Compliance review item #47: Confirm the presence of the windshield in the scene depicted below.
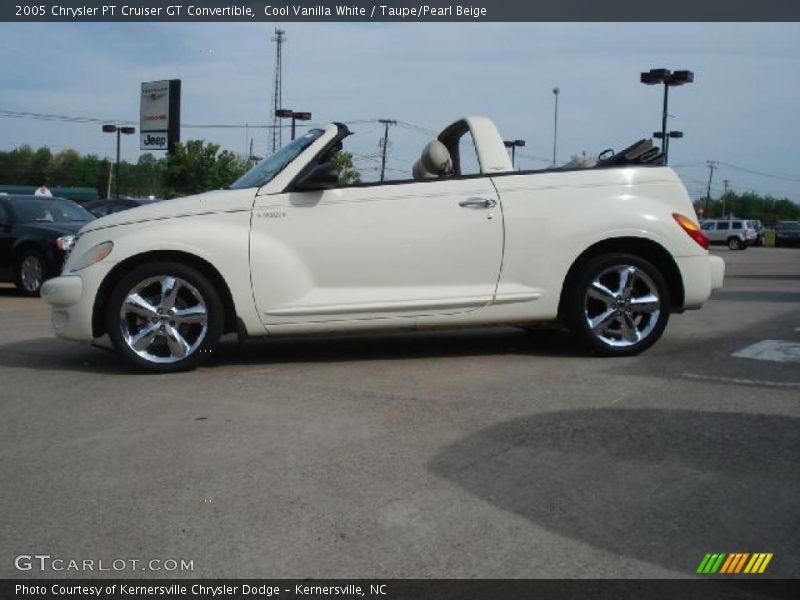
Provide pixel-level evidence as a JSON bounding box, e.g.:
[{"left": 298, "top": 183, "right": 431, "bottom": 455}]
[
  {"left": 230, "top": 128, "right": 326, "bottom": 189},
  {"left": 777, "top": 222, "right": 800, "bottom": 231},
  {"left": 10, "top": 197, "right": 94, "bottom": 223}
]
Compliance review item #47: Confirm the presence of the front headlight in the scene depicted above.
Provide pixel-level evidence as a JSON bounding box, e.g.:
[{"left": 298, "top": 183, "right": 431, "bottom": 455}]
[
  {"left": 56, "top": 235, "right": 75, "bottom": 252},
  {"left": 69, "top": 241, "right": 114, "bottom": 272}
]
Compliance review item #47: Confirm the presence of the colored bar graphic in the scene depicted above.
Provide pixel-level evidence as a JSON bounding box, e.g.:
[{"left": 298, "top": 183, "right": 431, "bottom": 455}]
[{"left": 698, "top": 552, "right": 773, "bottom": 575}]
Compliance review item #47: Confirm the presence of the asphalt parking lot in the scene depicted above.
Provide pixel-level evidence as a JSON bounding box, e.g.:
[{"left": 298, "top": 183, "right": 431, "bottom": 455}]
[{"left": 1, "top": 247, "right": 798, "bottom": 579}]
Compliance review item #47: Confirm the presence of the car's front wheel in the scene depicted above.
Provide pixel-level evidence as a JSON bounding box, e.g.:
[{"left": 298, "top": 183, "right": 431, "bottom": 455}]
[
  {"left": 106, "top": 262, "right": 224, "bottom": 372},
  {"left": 565, "top": 253, "right": 670, "bottom": 356}
]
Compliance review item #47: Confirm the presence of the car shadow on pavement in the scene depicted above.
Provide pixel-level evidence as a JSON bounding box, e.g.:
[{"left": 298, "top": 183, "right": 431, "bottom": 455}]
[
  {"left": 429, "top": 408, "right": 800, "bottom": 577},
  {"left": 0, "top": 328, "right": 586, "bottom": 373},
  {"left": 206, "top": 327, "right": 585, "bottom": 368},
  {"left": 0, "top": 337, "right": 132, "bottom": 374}
]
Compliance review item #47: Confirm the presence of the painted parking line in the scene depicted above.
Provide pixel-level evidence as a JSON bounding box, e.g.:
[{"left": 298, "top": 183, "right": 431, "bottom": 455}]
[
  {"left": 682, "top": 373, "right": 800, "bottom": 389},
  {"left": 732, "top": 340, "right": 800, "bottom": 364}
]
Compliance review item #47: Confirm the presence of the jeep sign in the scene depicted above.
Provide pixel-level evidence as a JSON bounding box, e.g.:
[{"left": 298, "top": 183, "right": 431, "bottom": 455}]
[
  {"left": 140, "top": 79, "right": 181, "bottom": 151},
  {"left": 140, "top": 132, "right": 168, "bottom": 150}
]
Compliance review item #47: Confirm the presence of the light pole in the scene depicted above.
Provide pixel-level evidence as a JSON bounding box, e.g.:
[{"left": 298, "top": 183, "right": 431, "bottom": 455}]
[
  {"left": 102, "top": 124, "right": 135, "bottom": 199},
  {"left": 275, "top": 109, "right": 312, "bottom": 142},
  {"left": 552, "top": 87, "right": 560, "bottom": 166},
  {"left": 640, "top": 68, "right": 693, "bottom": 164},
  {"left": 503, "top": 140, "right": 526, "bottom": 169}
]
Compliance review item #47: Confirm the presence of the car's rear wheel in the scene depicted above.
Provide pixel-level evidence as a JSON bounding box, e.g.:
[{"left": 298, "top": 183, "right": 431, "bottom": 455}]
[
  {"left": 14, "top": 249, "right": 46, "bottom": 296},
  {"left": 727, "top": 237, "right": 744, "bottom": 250},
  {"left": 565, "top": 253, "right": 670, "bottom": 356},
  {"left": 106, "top": 262, "right": 223, "bottom": 373}
]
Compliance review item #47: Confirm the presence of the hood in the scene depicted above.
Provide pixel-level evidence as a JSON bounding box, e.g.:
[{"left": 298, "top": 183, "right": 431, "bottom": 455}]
[
  {"left": 16, "top": 221, "right": 88, "bottom": 238},
  {"left": 80, "top": 188, "right": 257, "bottom": 234}
]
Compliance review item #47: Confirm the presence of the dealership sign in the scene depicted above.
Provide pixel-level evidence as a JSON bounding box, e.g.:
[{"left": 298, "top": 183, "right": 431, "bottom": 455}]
[{"left": 140, "top": 79, "right": 181, "bottom": 151}]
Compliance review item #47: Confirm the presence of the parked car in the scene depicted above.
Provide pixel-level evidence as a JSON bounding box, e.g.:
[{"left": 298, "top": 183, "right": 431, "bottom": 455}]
[
  {"left": 0, "top": 195, "right": 95, "bottom": 295},
  {"left": 84, "top": 198, "right": 160, "bottom": 218},
  {"left": 774, "top": 221, "right": 800, "bottom": 247},
  {"left": 41, "top": 116, "right": 724, "bottom": 372},
  {"left": 700, "top": 218, "right": 758, "bottom": 250}
]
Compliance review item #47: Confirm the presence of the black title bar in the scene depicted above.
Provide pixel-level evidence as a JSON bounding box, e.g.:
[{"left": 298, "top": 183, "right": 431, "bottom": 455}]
[
  {"left": 4, "top": 579, "right": 800, "bottom": 600},
  {"left": 4, "top": 1, "right": 800, "bottom": 22}
]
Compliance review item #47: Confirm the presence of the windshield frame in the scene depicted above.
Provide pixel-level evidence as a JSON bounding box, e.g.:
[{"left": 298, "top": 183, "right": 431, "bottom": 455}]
[{"left": 229, "top": 128, "right": 326, "bottom": 190}]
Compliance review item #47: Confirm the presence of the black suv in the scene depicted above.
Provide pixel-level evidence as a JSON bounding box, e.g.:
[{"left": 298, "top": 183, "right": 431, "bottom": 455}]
[{"left": 0, "top": 195, "right": 95, "bottom": 295}]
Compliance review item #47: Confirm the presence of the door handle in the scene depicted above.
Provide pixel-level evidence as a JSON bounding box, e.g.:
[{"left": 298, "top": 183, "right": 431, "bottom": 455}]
[{"left": 459, "top": 197, "right": 497, "bottom": 209}]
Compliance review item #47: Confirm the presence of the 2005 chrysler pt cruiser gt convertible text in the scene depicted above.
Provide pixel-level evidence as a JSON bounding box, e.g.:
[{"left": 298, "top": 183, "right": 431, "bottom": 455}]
[{"left": 42, "top": 116, "right": 724, "bottom": 372}]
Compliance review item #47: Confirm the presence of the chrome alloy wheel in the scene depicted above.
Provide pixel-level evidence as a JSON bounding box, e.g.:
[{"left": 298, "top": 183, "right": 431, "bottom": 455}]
[
  {"left": 20, "top": 255, "right": 44, "bottom": 293},
  {"left": 119, "top": 276, "right": 208, "bottom": 364},
  {"left": 584, "top": 265, "right": 661, "bottom": 348}
]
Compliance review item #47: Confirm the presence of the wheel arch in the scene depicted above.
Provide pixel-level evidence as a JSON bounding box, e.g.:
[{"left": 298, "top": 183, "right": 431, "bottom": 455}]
[
  {"left": 557, "top": 236, "right": 685, "bottom": 319},
  {"left": 92, "top": 250, "right": 239, "bottom": 338}
]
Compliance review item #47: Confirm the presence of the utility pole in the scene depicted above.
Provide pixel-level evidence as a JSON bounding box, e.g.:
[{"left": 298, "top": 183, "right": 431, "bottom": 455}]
[
  {"left": 552, "top": 87, "right": 560, "bottom": 166},
  {"left": 378, "top": 119, "right": 396, "bottom": 182},
  {"left": 722, "top": 179, "right": 730, "bottom": 217},
  {"left": 704, "top": 160, "right": 718, "bottom": 216},
  {"left": 270, "top": 28, "right": 286, "bottom": 154}
]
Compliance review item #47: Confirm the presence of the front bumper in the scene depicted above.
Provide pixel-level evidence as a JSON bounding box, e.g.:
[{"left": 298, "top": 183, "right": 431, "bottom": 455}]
[{"left": 40, "top": 263, "right": 115, "bottom": 342}]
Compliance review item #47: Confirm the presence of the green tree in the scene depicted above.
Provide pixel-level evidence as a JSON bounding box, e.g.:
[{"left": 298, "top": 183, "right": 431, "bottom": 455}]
[
  {"left": 332, "top": 151, "right": 361, "bottom": 185},
  {"left": 29, "top": 147, "right": 53, "bottom": 185},
  {"left": 163, "top": 140, "right": 249, "bottom": 198},
  {"left": 48, "top": 149, "right": 82, "bottom": 187}
]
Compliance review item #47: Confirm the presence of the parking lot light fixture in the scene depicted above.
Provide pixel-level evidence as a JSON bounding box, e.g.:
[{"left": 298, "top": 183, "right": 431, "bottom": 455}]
[
  {"left": 102, "top": 124, "right": 136, "bottom": 198},
  {"left": 653, "top": 130, "right": 684, "bottom": 161},
  {"left": 640, "top": 68, "right": 693, "bottom": 164},
  {"left": 504, "top": 139, "right": 526, "bottom": 169},
  {"left": 275, "top": 109, "right": 312, "bottom": 141}
]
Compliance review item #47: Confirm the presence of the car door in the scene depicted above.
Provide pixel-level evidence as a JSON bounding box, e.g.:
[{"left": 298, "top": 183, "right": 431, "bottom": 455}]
[{"left": 249, "top": 177, "right": 504, "bottom": 327}]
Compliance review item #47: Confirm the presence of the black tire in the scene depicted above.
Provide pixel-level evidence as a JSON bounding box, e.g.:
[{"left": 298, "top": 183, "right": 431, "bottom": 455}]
[
  {"left": 106, "top": 261, "right": 224, "bottom": 373},
  {"left": 727, "top": 237, "right": 745, "bottom": 250},
  {"left": 565, "top": 253, "right": 671, "bottom": 357},
  {"left": 13, "top": 248, "right": 46, "bottom": 296}
]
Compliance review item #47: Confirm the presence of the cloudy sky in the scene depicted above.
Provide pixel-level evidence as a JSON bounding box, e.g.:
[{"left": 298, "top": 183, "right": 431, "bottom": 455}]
[{"left": 1, "top": 22, "right": 799, "bottom": 200}]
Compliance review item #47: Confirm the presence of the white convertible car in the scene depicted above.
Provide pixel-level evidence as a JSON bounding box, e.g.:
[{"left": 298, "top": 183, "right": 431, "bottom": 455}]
[{"left": 42, "top": 116, "right": 724, "bottom": 372}]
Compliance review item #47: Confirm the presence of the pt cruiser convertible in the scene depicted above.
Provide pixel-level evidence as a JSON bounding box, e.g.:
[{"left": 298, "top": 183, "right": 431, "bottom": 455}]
[{"left": 42, "top": 117, "right": 724, "bottom": 372}]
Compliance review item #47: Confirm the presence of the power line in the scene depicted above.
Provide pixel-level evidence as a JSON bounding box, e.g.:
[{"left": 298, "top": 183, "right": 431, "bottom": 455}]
[{"left": 717, "top": 161, "right": 800, "bottom": 184}]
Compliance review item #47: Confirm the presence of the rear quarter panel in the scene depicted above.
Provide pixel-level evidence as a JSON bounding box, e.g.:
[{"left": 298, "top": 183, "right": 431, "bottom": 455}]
[{"left": 488, "top": 166, "right": 702, "bottom": 320}]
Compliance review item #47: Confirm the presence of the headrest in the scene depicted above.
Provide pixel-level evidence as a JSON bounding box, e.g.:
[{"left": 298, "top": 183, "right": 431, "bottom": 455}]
[{"left": 420, "top": 140, "right": 453, "bottom": 176}]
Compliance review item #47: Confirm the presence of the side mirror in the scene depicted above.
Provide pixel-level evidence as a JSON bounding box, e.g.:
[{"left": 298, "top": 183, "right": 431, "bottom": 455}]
[{"left": 295, "top": 163, "right": 339, "bottom": 192}]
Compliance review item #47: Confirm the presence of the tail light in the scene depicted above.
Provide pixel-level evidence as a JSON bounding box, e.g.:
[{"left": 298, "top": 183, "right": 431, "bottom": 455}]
[{"left": 673, "top": 213, "right": 709, "bottom": 250}]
